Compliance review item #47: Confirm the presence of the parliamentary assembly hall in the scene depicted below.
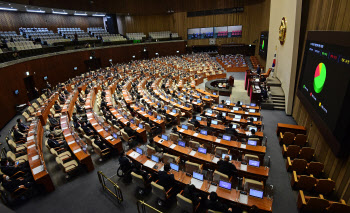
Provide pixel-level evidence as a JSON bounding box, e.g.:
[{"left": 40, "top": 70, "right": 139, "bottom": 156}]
[{"left": 0, "top": 0, "right": 349, "bottom": 212}]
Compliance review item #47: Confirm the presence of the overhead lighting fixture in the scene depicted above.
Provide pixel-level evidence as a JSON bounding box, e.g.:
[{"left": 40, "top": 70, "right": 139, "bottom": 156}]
[
  {"left": 26, "top": 71, "right": 29, "bottom": 76},
  {"left": 92, "top": 14, "right": 105, "bottom": 17},
  {"left": 74, "top": 12, "right": 87, "bottom": 16},
  {"left": 132, "top": 55, "right": 135, "bottom": 58},
  {"left": 155, "top": 53, "right": 159, "bottom": 55},
  {"left": 0, "top": 7, "right": 18, "bottom": 11},
  {"left": 176, "top": 50, "right": 179, "bottom": 53},
  {"left": 27, "top": 9, "right": 45, "bottom": 13},
  {"left": 53, "top": 11, "right": 68, "bottom": 15}
]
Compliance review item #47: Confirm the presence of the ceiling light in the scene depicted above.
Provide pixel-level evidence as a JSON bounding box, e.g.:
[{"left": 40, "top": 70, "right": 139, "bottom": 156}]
[
  {"left": 92, "top": 14, "right": 105, "bottom": 17},
  {"left": 74, "top": 12, "right": 87, "bottom": 16},
  {"left": 27, "top": 9, "right": 45, "bottom": 13},
  {"left": 53, "top": 11, "right": 68, "bottom": 15},
  {"left": 0, "top": 7, "right": 18, "bottom": 11}
]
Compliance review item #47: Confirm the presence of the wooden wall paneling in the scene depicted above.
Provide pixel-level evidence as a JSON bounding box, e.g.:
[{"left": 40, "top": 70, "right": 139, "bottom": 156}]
[{"left": 0, "top": 11, "right": 103, "bottom": 32}]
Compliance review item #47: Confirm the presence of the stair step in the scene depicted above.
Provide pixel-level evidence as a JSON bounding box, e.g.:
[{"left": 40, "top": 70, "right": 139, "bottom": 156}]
[
  {"left": 274, "top": 106, "right": 285, "bottom": 110},
  {"left": 271, "top": 96, "right": 285, "bottom": 100},
  {"left": 273, "top": 102, "right": 285, "bottom": 106},
  {"left": 272, "top": 100, "right": 285, "bottom": 104}
]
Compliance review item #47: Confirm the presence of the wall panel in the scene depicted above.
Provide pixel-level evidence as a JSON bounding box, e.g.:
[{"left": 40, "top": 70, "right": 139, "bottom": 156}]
[{"left": 0, "top": 11, "right": 103, "bottom": 32}]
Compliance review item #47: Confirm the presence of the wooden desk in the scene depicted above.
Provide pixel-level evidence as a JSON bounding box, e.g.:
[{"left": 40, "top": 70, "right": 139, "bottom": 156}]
[
  {"left": 131, "top": 106, "right": 166, "bottom": 133},
  {"left": 126, "top": 149, "right": 272, "bottom": 212},
  {"left": 109, "top": 108, "right": 147, "bottom": 143},
  {"left": 86, "top": 111, "right": 123, "bottom": 151},
  {"left": 60, "top": 115, "right": 94, "bottom": 172},
  {"left": 197, "top": 120, "right": 263, "bottom": 139},
  {"left": 26, "top": 120, "right": 55, "bottom": 192},
  {"left": 276, "top": 123, "right": 307, "bottom": 136},
  {"left": 37, "top": 93, "right": 58, "bottom": 126},
  {"left": 176, "top": 127, "right": 266, "bottom": 159},
  {"left": 196, "top": 88, "right": 219, "bottom": 104}
]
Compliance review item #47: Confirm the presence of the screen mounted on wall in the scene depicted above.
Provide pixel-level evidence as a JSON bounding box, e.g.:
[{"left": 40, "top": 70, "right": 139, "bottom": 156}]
[
  {"left": 259, "top": 31, "right": 268, "bottom": 59},
  {"left": 297, "top": 31, "right": 350, "bottom": 157}
]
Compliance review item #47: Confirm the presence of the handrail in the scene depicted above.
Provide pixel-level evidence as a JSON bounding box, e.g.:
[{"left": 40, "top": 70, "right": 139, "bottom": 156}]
[
  {"left": 137, "top": 200, "right": 163, "bottom": 213},
  {"left": 97, "top": 171, "right": 123, "bottom": 203}
]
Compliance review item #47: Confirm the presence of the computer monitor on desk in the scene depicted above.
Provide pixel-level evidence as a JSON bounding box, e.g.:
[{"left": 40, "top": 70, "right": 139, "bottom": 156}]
[
  {"left": 136, "top": 147, "right": 143, "bottom": 155},
  {"left": 211, "top": 120, "right": 218, "bottom": 125},
  {"left": 151, "top": 155, "right": 159, "bottom": 163},
  {"left": 157, "top": 115, "right": 161, "bottom": 120},
  {"left": 196, "top": 116, "right": 202, "bottom": 121},
  {"left": 161, "top": 135, "right": 168, "bottom": 141},
  {"left": 248, "top": 159, "right": 260, "bottom": 167},
  {"left": 219, "top": 180, "right": 232, "bottom": 190},
  {"left": 170, "top": 163, "right": 179, "bottom": 172},
  {"left": 249, "top": 127, "right": 258, "bottom": 132},
  {"left": 218, "top": 104, "right": 224, "bottom": 108},
  {"left": 247, "top": 140, "right": 257, "bottom": 146},
  {"left": 200, "top": 130, "right": 207, "bottom": 135},
  {"left": 148, "top": 111, "right": 153, "bottom": 116},
  {"left": 198, "top": 147, "right": 207, "bottom": 154},
  {"left": 222, "top": 135, "right": 231, "bottom": 141},
  {"left": 222, "top": 112, "right": 227, "bottom": 117},
  {"left": 178, "top": 141, "right": 186, "bottom": 147},
  {"left": 235, "top": 115, "right": 242, "bottom": 119},
  {"left": 172, "top": 109, "right": 177, "bottom": 114},
  {"left": 139, "top": 124, "right": 144, "bottom": 129},
  {"left": 249, "top": 189, "right": 264, "bottom": 199},
  {"left": 141, "top": 107, "right": 145, "bottom": 111},
  {"left": 164, "top": 106, "right": 168, "bottom": 110},
  {"left": 207, "top": 110, "right": 213, "bottom": 114},
  {"left": 193, "top": 172, "right": 204, "bottom": 181},
  {"left": 226, "top": 100, "right": 231, "bottom": 104},
  {"left": 182, "top": 125, "right": 188, "bottom": 130}
]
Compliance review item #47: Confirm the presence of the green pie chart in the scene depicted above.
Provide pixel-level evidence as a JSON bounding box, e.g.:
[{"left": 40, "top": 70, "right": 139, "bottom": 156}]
[
  {"left": 313, "top": 63, "right": 326, "bottom": 93},
  {"left": 262, "top": 40, "right": 265, "bottom": 50}
]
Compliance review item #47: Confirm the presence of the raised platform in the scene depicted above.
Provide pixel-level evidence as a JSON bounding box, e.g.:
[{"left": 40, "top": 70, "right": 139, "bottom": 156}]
[{"left": 205, "top": 78, "right": 232, "bottom": 96}]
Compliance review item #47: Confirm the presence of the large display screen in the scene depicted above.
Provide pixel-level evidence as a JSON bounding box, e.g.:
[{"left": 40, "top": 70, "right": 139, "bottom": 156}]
[
  {"left": 297, "top": 31, "right": 350, "bottom": 156},
  {"left": 187, "top": 25, "right": 242, "bottom": 40},
  {"left": 259, "top": 31, "right": 268, "bottom": 59}
]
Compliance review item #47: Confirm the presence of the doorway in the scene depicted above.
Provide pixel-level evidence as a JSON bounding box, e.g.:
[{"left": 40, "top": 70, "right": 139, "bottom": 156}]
[{"left": 23, "top": 75, "right": 36, "bottom": 101}]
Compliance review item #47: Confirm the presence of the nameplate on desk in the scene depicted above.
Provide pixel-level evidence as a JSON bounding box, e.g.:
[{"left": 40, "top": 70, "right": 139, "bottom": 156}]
[
  {"left": 179, "top": 129, "right": 185, "bottom": 132},
  {"left": 61, "top": 121, "right": 67, "bottom": 124},
  {"left": 212, "top": 157, "right": 220, "bottom": 164},
  {"left": 62, "top": 127, "right": 68, "bottom": 130},
  {"left": 32, "top": 165, "right": 44, "bottom": 175},
  {"left": 73, "top": 148, "right": 82, "bottom": 154},
  {"left": 245, "top": 132, "right": 252, "bottom": 136},
  {"left": 170, "top": 112, "right": 175, "bottom": 115},
  {"left": 189, "top": 150, "right": 196, "bottom": 156},
  {"left": 29, "top": 130, "right": 34, "bottom": 134},
  {"left": 170, "top": 144, "right": 177, "bottom": 149},
  {"left": 32, "top": 155, "right": 39, "bottom": 161},
  {"left": 246, "top": 106, "right": 250, "bottom": 108},
  {"left": 206, "top": 113, "right": 212, "bottom": 116},
  {"left": 129, "top": 151, "right": 140, "bottom": 159},
  {"left": 88, "top": 118, "right": 93, "bottom": 121},
  {"left": 105, "top": 136, "right": 113, "bottom": 140},
  {"left": 144, "top": 160, "right": 157, "bottom": 168},
  {"left": 91, "top": 122, "right": 98, "bottom": 126},
  {"left": 240, "top": 144, "right": 247, "bottom": 149},
  {"left": 68, "top": 141, "right": 75, "bottom": 145},
  {"left": 240, "top": 164, "right": 247, "bottom": 171},
  {"left": 213, "top": 107, "right": 217, "bottom": 109},
  {"left": 232, "top": 118, "right": 240, "bottom": 122},
  {"left": 239, "top": 194, "right": 248, "bottom": 204},
  {"left": 208, "top": 185, "right": 217, "bottom": 193},
  {"left": 245, "top": 112, "right": 249, "bottom": 114},
  {"left": 28, "top": 144, "right": 36, "bottom": 149},
  {"left": 117, "top": 116, "right": 123, "bottom": 119},
  {"left": 27, "top": 135, "right": 34, "bottom": 141},
  {"left": 136, "top": 127, "right": 141, "bottom": 131},
  {"left": 193, "top": 133, "right": 199, "bottom": 137},
  {"left": 87, "top": 112, "right": 92, "bottom": 116},
  {"left": 215, "top": 138, "right": 221, "bottom": 143},
  {"left": 64, "top": 133, "right": 72, "bottom": 137}
]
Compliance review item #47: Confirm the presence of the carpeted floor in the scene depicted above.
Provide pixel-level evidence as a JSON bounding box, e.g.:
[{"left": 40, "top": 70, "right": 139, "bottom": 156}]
[{"left": 1, "top": 72, "right": 298, "bottom": 213}]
